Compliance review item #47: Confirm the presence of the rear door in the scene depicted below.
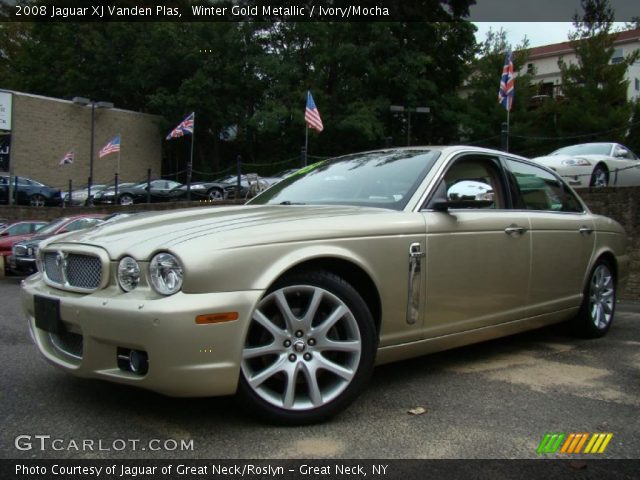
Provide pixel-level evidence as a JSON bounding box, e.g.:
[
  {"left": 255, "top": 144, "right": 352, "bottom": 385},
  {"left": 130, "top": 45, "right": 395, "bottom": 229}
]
[{"left": 504, "top": 159, "right": 595, "bottom": 314}]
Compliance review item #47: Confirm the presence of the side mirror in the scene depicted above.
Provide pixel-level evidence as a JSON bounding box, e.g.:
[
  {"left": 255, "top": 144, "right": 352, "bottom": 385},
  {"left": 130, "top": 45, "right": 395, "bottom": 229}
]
[
  {"left": 0, "top": 231, "right": 8, "bottom": 237},
  {"left": 614, "top": 148, "right": 629, "bottom": 158}
]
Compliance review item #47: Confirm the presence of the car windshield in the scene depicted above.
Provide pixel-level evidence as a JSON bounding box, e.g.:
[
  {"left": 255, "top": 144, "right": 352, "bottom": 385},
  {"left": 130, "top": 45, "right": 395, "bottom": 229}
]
[
  {"left": 248, "top": 149, "right": 440, "bottom": 210},
  {"left": 552, "top": 144, "right": 612, "bottom": 156},
  {"left": 36, "top": 218, "right": 70, "bottom": 235}
]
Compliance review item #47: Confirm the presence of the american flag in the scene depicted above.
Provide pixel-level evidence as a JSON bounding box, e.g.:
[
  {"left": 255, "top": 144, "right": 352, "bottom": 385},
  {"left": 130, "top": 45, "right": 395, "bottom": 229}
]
[
  {"left": 498, "top": 51, "right": 515, "bottom": 111},
  {"left": 166, "top": 112, "right": 195, "bottom": 140},
  {"left": 58, "top": 151, "right": 74, "bottom": 166},
  {"left": 305, "top": 91, "right": 323, "bottom": 132},
  {"left": 98, "top": 135, "right": 121, "bottom": 158}
]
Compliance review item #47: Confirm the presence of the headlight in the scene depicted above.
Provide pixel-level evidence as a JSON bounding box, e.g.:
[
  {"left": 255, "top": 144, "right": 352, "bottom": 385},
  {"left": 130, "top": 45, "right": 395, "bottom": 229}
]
[
  {"left": 117, "top": 256, "right": 141, "bottom": 292},
  {"left": 149, "top": 253, "right": 183, "bottom": 295},
  {"left": 561, "top": 158, "right": 591, "bottom": 167},
  {"left": 191, "top": 184, "right": 205, "bottom": 190}
]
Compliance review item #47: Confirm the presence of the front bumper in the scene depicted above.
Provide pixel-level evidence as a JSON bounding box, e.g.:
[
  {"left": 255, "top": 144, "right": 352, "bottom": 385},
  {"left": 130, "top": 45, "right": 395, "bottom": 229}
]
[
  {"left": 554, "top": 167, "right": 593, "bottom": 188},
  {"left": 10, "top": 255, "right": 36, "bottom": 274},
  {"left": 21, "top": 274, "right": 263, "bottom": 397}
]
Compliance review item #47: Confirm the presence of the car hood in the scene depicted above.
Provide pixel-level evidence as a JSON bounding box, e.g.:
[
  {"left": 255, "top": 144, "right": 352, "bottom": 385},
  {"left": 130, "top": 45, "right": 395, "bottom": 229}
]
[
  {"left": 533, "top": 154, "right": 609, "bottom": 166},
  {"left": 50, "top": 204, "right": 423, "bottom": 260}
]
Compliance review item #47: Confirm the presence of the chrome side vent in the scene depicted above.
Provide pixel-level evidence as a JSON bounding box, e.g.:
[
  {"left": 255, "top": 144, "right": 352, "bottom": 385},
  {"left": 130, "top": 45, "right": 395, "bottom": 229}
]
[{"left": 407, "top": 242, "right": 424, "bottom": 324}]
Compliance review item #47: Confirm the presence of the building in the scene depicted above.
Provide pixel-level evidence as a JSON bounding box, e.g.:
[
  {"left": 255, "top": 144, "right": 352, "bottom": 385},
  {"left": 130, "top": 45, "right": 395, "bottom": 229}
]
[
  {"left": 524, "top": 28, "right": 640, "bottom": 102},
  {"left": 0, "top": 90, "right": 162, "bottom": 189}
]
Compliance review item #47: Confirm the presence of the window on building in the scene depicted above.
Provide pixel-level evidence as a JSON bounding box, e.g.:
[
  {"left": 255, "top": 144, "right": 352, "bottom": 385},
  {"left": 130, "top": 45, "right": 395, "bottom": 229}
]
[
  {"left": 527, "top": 63, "right": 534, "bottom": 74},
  {"left": 611, "top": 48, "right": 624, "bottom": 64},
  {"left": 635, "top": 78, "right": 639, "bottom": 91}
]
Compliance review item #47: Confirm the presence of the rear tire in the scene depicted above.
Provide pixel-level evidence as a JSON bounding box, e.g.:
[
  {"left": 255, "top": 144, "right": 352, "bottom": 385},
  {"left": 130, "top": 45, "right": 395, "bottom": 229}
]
[
  {"left": 29, "top": 194, "right": 46, "bottom": 207},
  {"left": 237, "top": 270, "right": 377, "bottom": 424},
  {"left": 571, "top": 258, "right": 616, "bottom": 338}
]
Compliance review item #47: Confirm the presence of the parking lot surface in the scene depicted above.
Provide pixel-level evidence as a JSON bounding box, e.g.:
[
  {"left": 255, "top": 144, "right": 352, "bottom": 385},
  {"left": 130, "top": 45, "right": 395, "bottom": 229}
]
[{"left": 1, "top": 274, "right": 638, "bottom": 459}]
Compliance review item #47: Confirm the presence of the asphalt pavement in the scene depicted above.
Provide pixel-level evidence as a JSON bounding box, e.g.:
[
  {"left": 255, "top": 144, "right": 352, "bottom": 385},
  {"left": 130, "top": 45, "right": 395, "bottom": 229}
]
[{"left": 1, "top": 274, "right": 638, "bottom": 459}]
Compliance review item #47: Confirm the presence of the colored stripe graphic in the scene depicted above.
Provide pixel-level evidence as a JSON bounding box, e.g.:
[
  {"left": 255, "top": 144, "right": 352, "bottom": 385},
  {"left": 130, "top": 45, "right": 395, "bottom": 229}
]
[
  {"left": 585, "top": 433, "right": 613, "bottom": 454},
  {"left": 537, "top": 433, "right": 565, "bottom": 454},
  {"left": 539, "top": 433, "right": 613, "bottom": 455}
]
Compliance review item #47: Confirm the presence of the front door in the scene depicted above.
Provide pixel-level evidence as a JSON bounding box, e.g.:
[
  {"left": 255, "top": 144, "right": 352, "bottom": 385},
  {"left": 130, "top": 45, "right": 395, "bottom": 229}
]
[{"left": 421, "top": 154, "right": 531, "bottom": 338}]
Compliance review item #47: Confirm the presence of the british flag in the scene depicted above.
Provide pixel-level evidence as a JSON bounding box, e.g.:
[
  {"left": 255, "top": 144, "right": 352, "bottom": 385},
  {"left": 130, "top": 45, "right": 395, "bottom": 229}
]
[
  {"left": 304, "top": 91, "right": 324, "bottom": 132},
  {"left": 166, "top": 112, "right": 194, "bottom": 140},
  {"left": 98, "top": 135, "right": 121, "bottom": 158},
  {"left": 498, "top": 51, "right": 515, "bottom": 111},
  {"left": 58, "top": 151, "right": 74, "bottom": 166}
]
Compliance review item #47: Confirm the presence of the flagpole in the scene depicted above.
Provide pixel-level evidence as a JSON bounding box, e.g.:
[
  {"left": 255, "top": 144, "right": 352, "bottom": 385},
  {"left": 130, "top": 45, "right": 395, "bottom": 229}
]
[
  {"left": 506, "top": 109, "right": 510, "bottom": 152},
  {"left": 187, "top": 112, "right": 195, "bottom": 201},
  {"left": 304, "top": 124, "right": 309, "bottom": 167}
]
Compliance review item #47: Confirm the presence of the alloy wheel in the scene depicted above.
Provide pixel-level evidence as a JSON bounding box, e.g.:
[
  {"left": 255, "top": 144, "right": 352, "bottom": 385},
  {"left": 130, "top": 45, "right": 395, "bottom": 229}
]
[
  {"left": 241, "top": 285, "right": 362, "bottom": 411},
  {"left": 589, "top": 264, "right": 614, "bottom": 329}
]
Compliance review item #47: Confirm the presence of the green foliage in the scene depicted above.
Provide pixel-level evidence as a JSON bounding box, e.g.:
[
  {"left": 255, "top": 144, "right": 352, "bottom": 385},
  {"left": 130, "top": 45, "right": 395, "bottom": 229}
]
[
  {"left": 625, "top": 101, "right": 640, "bottom": 154},
  {"left": 554, "top": 0, "right": 639, "bottom": 144}
]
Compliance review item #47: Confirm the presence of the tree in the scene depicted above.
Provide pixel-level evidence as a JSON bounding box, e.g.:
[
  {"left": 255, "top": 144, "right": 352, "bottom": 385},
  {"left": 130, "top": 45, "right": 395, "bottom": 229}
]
[{"left": 555, "top": 0, "right": 639, "bottom": 143}]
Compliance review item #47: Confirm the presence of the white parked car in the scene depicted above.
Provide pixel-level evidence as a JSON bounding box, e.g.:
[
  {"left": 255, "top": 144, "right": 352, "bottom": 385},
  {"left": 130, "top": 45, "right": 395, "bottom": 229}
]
[{"left": 533, "top": 142, "right": 640, "bottom": 188}]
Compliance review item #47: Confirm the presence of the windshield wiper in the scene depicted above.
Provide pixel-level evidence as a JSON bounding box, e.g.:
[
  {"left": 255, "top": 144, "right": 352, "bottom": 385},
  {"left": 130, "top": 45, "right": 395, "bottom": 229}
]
[{"left": 278, "top": 201, "right": 306, "bottom": 205}]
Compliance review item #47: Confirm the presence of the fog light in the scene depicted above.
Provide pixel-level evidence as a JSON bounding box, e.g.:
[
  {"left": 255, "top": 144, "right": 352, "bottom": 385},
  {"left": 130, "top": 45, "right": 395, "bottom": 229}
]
[
  {"left": 129, "top": 350, "right": 148, "bottom": 374},
  {"left": 117, "top": 347, "right": 148, "bottom": 375}
]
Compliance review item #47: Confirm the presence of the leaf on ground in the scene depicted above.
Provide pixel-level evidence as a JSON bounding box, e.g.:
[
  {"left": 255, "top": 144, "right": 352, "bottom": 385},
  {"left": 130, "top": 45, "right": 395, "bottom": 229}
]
[{"left": 408, "top": 407, "right": 427, "bottom": 416}]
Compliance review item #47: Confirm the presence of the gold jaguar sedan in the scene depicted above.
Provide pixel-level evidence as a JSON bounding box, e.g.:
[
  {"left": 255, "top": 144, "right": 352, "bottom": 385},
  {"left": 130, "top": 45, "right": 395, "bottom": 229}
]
[{"left": 21, "top": 146, "right": 628, "bottom": 424}]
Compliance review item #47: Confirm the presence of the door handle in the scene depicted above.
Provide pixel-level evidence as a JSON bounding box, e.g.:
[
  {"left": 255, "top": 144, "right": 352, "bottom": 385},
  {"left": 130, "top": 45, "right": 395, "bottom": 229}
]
[
  {"left": 579, "top": 226, "right": 593, "bottom": 235},
  {"left": 504, "top": 225, "right": 527, "bottom": 236}
]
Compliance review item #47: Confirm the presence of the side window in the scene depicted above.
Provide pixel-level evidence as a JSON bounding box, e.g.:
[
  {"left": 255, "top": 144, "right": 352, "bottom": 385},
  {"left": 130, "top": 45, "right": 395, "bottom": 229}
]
[
  {"left": 9, "top": 223, "right": 31, "bottom": 235},
  {"left": 506, "top": 160, "right": 583, "bottom": 213},
  {"left": 65, "top": 219, "right": 99, "bottom": 232},
  {"left": 436, "top": 156, "right": 506, "bottom": 209}
]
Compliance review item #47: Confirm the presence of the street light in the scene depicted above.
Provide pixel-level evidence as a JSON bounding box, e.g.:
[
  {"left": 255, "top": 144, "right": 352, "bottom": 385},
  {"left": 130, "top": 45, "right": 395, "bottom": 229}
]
[
  {"left": 390, "top": 105, "right": 430, "bottom": 146},
  {"left": 72, "top": 96, "right": 114, "bottom": 200}
]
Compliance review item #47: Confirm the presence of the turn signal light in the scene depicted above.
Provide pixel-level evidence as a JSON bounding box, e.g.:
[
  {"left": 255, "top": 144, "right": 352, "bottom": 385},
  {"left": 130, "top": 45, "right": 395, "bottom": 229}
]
[{"left": 196, "top": 312, "right": 239, "bottom": 324}]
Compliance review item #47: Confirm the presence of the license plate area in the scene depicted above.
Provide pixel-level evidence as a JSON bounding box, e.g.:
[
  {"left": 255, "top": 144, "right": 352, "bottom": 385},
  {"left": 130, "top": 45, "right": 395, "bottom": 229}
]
[{"left": 34, "top": 295, "right": 63, "bottom": 334}]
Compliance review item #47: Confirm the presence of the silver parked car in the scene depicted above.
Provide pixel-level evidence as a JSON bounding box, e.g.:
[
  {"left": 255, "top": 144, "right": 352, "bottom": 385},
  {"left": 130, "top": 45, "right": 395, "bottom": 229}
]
[{"left": 21, "top": 146, "right": 628, "bottom": 423}]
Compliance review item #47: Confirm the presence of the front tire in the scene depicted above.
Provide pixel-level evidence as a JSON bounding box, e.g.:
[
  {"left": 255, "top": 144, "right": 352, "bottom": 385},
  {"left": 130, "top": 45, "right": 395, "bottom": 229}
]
[
  {"left": 207, "top": 188, "right": 224, "bottom": 201},
  {"left": 238, "top": 270, "right": 377, "bottom": 424},
  {"left": 571, "top": 259, "right": 616, "bottom": 338},
  {"left": 118, "top": 193, "right": 134, "bottom": 206},
  {"left": 590, "top": 165, "right": 609, "bottom": 188}
]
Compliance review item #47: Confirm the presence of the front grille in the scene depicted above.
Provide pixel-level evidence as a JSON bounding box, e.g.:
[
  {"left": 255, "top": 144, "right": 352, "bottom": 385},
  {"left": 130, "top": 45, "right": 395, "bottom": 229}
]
[
  {"left": 44, "top": 252, "right": 63, "bottom": 283},
  {"left": 66, "top": 254, "right": 102, "bottom": 289},
  {"left": 43, "top": 251, "right": 102, "bottom": 291}
]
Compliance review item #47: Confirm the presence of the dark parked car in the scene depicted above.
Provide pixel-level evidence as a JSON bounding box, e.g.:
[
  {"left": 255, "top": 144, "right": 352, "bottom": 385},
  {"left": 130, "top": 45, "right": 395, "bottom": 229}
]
[
  {"left": 9, "top": 214, "right": 105, "bottom": 275},
  {"left": 94, "top": 180, "right": 182, "bottom": 205},
  {"left": 0, "top": 220, "right": 47, "bottom": 273},
  {"left": 0, "top": 174, "right": 63, "bottom": 206},
  {"left": 169, "top": 181, "right": 229, "bottom": 201},
  {"left": 219, "top": 174, "right": 278, "bottom": 199}
]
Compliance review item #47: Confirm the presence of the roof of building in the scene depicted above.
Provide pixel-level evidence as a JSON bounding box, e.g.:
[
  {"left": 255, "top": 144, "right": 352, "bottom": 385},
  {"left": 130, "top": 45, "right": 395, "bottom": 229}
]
[{"left": 527, "top": 28, "right": 640, "bottom": 60}]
